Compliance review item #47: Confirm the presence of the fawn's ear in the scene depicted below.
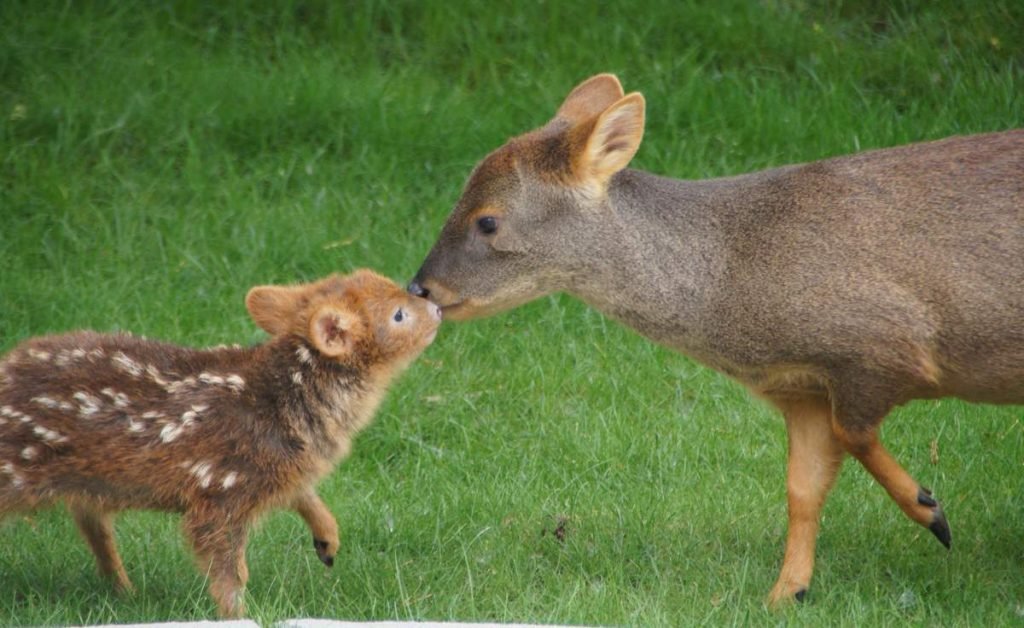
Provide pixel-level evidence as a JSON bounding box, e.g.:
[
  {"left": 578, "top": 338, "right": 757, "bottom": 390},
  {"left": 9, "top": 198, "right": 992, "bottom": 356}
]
[
  {"left": 246, "top": 285, "right": 305, "bottom": 335},
  {"left": 576, "top": 92, "right": 645, "bottom": 188},
  {"left": 556, "top": 73, "right": 625, "bottom": 125},
  {"left": 309, "top": 306, "right": 360, "bottom": 358}
]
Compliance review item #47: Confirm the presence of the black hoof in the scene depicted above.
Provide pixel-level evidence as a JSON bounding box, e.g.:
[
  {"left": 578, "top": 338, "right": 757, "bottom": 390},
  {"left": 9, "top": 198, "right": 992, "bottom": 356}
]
[
  {"left": 929, "top": 508, "right": 951, "bottom": 549},
  {"left": 917, "top": 488, "right": 951, "bottom": 549},
  {"left": 313, "top": 538, "right": 335, "bottom": 567},
  {"left": 794, "top": 588, "right": 808, "bottom": 603}
]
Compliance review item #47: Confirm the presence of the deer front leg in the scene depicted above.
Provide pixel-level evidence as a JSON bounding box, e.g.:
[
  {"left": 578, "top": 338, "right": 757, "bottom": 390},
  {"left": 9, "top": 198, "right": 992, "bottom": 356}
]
[
  {"left": 183, "top": 510, "right": 250, "bottom": 618},
  {"left": 69, "top": 500, "right": 134, "bottom": 593},
  {"left": 766, "top": 396, "right": 845, "bottom": 608},
  {"left": 292, "top": 488, "right": 339, "bottom": 567}
]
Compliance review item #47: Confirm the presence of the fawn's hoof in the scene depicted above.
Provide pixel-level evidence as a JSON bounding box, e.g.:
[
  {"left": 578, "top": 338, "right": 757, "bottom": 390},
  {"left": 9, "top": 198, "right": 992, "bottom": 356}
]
[
  {"left": 112, "top": 578, "right": 136, "bottom": 595},
  {"left": 313, "top": 538, "right": 335, "bottom": 567},
  {"left": 918, "top": 487, "right": 951, "bottom": 549},
  {"left": 766, "top": 580, "right": 809, "bottom": 610}
]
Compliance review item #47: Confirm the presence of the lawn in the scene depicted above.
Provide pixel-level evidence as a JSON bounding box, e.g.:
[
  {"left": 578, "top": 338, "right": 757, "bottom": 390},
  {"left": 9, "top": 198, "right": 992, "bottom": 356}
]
[{"left": 2, "top": 1, "right": 1023, "bottom": 625}]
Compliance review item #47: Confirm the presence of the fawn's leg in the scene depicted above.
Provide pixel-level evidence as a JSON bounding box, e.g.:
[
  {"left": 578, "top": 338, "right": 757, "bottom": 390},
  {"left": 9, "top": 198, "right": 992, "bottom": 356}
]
[
  {"left": 183, "top": 510, "right": 250, "bottom": 618},
  {"left": 766, "top": 396, "right": 846, "bottom": 608},
  {"left": 69, "top": 500, "right": 134, "bottom": 593},
  {"left": 292, "top": 488, "right": 339, "bottom": 567},
  {"left": 830, "top": 376, "right": 950, "bottom": 547}
]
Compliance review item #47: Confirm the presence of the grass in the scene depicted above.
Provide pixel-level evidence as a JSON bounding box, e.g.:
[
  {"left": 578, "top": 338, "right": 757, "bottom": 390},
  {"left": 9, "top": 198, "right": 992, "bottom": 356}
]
[{"left": 1, "top": 0, "right": 1023, "bottom": 625}]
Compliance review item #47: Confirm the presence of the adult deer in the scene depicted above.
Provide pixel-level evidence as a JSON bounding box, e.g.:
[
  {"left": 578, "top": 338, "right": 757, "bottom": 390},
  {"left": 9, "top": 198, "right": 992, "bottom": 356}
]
[{"left": 409, "top": 73, "right": 1024, "bottom": 605}]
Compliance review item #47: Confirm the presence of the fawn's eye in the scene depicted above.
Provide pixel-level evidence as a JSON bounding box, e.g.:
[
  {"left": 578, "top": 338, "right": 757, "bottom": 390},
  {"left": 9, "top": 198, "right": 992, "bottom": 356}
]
[
  {"left": 393, "top": 308, "right": 405, "bottom": 323},
  {"left": 477, "top": 216, "right": 498, "bottom": 235}
]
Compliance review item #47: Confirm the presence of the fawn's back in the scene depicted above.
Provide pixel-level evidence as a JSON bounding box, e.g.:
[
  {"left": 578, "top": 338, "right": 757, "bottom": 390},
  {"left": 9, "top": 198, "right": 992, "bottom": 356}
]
[{"left": 0, "top": 332, "right": 255, "bottom": 511}]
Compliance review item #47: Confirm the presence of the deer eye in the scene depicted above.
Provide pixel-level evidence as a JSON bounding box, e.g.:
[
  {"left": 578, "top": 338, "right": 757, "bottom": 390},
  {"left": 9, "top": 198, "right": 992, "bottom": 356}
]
[
  {"left": 393, "top": 308, "right": 405, "bottom": 323},
  {"left": 477, "top": 216, "right": 498, "bottom": 235}
]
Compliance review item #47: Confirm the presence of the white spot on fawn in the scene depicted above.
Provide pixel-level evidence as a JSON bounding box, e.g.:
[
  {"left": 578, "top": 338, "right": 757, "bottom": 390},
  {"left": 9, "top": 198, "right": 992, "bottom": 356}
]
[
  {"left": 221, "top": 471, "right": 238, "bottom": 489},
  {"left": 112, "top": 352, "right": 144, "bottom": 377},
  {"left": 189, "top": 461, "right": 213, "bottom": 489},
  {"left": 0, "top": 462, "right": 24, "bottom": 489},
  {"left": 291, "top": 371, "right": 303, "bottom": 386},
  {"left": 31, "top": 396, "right": 59, "bottom": 409},
  {"left": 193, "top": 371, "right": 245, "bottom": 392},
  {"left": 127, "top": 419, "right": 145, "bottom": 433},
  {"left": 27, "top": 349, "right": 51, "bottom": 361},
  {"left": 101, "top": 388, "right": 131, "bottom": 408},
  {"left": 142, "top": 411, "right": 165, "bottom": 419},
  {"left": 2, "top": 406, "right": 33, "bottom": 424},
  {"left": 146, "top": 364, "right": 171, "bottom": 387},
  {"left": 21, "top": 446, "right": 37, "bottom": 460},
  {"left": 166, "top": 376, "right": 197, "bottom": 394},
  {"left": 32, "top": 425, "right": 66, "bottom": 443},
  {"left": 159, "top": 423, "right": 184, "bottom": 443},
  {"left": 296, "top": 345, "right": 312, "bottom": 364},
  {"left": 199, "top": 372, "right": 225, "bottom": 386},
  {"left": 73, "top": 391, "right": 102, "bottom": 417}
]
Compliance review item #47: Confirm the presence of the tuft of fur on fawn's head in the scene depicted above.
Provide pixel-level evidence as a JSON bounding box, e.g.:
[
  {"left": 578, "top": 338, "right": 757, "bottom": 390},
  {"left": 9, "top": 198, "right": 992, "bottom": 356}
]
[
  {"left": 247, "top": 269, "right": 441, "bottom": 366},
  {"left": 409, "top": 73, "right": 645, "bottom": 320}
]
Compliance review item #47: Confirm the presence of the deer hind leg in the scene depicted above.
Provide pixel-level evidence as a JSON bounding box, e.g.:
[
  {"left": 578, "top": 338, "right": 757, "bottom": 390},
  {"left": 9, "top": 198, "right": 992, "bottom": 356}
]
[
  {"left": 766, "top": 396, "right": 846, "bottom": 608},
  {"left": 292, "top": 488, "right": 339, "bottom": 567},
  {"left": 69, "top": 500, "right": 134, "bottom": 593},
  {"left": 830, "top": 380, "right": 951, "bottom": 549},
  {"left": 183, "top": 510, "right": 250, "bottom": 618}
]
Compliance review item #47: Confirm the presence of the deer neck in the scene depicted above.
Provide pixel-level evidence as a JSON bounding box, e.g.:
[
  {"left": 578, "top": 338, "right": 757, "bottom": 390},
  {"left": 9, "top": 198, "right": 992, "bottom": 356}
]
[{"left": 567, "top": 168, "right": 737, "bottom": 358}]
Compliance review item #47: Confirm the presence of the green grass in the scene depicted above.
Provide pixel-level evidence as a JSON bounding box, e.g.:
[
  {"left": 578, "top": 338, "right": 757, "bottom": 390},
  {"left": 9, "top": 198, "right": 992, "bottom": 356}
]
[{"left": 2, "top": 0, "right": 1023, "bottom": 625}]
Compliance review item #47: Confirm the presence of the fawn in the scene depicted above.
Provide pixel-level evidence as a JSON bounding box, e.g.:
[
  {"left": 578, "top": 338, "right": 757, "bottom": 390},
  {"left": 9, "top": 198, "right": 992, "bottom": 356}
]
[
  {"left": 0, "top": 269, "right": 441, "bottom": 617},
  {"left": 409, "top": 73, "right": 1023, "bottom": 606}
]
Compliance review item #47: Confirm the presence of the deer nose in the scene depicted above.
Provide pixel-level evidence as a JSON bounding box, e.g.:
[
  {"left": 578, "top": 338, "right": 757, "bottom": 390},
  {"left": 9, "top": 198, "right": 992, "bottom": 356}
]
[{"left": 407, "top": 280, "right": 430, "bottom": 299}]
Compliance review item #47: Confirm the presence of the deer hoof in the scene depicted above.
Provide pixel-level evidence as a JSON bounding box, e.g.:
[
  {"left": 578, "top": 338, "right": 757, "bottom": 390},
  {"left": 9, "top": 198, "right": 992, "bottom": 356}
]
[
  {"left": 917, "top": 488, "right": 951, "bottom": 549},
  {"left": 313, "top": 538, "right": 335, "bottom": 567},
  {"left": 928, "top": 509, "right": 951, "bottom": 549}
]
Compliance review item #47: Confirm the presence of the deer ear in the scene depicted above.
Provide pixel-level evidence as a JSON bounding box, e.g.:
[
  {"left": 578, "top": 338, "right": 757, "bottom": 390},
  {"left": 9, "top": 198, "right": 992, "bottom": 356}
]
[
  {"left": 246, "top": 285, "right": 304, "bottom": 335},
  {"left": 309, "top": 306, "right": 359, "bottom": 358},
  {"left": 556, "top": 73, "right": 625, "bottom": 124},
  {"left": 577, "top": 92, "right": 645, "bottom": 188}
]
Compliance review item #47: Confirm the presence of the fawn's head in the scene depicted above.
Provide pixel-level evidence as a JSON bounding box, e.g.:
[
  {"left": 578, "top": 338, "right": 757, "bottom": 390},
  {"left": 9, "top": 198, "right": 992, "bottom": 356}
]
[
  {"left": 409, "top": 73, "right": 646, "bottom": 319},
  {"left": 246, "top": 270, "right": 441, "bottom": 366}
]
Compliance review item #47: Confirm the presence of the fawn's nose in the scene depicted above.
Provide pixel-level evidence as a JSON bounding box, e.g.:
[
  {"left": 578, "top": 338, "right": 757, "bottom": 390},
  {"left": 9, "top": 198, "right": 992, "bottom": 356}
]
[{"left": 407, "top": 280, "right": 430, "bottom": 299}]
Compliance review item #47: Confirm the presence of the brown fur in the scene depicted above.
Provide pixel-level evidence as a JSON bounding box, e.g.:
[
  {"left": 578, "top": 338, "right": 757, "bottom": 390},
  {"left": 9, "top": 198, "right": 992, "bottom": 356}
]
[
  {"left": 409, "top": 73, "right": 1024, "bottom": 606},
  {"left": 0, "top": 269, "right": 441, "bottom": 617}
]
